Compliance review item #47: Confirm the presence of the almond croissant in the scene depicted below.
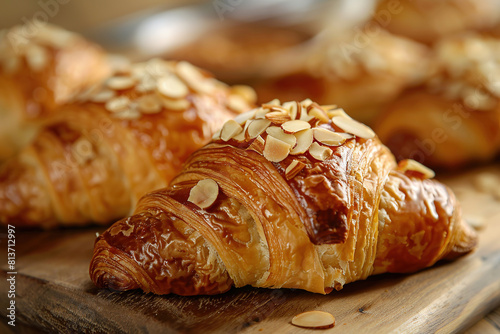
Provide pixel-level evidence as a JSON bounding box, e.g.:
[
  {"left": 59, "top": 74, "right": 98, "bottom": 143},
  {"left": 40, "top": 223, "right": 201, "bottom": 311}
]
[
  {"left": 90, "top": 100, "right": 477, "bottom": 295},
  {"left": 0, "top": 59, "right": 255, "bottom": 228},
  {"left": 0, "top": 23, "right": 111, "bottom": 161}
]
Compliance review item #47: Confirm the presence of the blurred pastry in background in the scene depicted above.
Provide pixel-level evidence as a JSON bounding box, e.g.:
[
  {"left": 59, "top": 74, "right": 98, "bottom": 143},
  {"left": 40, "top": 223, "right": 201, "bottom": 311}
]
[
  {"left": 0, "top": 23, "right": 112, "bottom": 161},
  {"left": 166, "top": 23, "right": 311, "bottom": 84},
  {"left": 0, "top": 59, "right": 255, "bottom": 228},
  {"left": 375, "top": 0, "right": 500, "bottom": 44},
  {"left": 375, "top": 33, "right": 500, "bottom": 169},
  {"left": 254, "top": 29, "right": 432, "bottom": 125}
]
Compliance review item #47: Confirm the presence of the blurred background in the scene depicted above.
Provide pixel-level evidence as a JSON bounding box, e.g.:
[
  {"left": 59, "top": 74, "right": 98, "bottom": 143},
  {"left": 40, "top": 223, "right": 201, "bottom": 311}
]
[{"left": 2, "top": 0, "right": 500, "bottom": 169}]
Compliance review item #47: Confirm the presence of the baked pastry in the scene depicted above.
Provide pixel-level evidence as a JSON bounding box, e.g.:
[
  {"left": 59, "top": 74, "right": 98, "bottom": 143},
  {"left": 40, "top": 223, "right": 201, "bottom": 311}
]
[
  {"left": 375, "top": 0, "right": 500, "bottom": 44},
  {"left": 0, "top": 59, "right": 255, "bottom": 228},
  {"left": 254, "top": 29, "right": 432, "bottom": 125},
  {"left": 166, "top": 23, "right": 311, "bottom": 84},
  {"left": 0, "top": 23, "right": 111, "bottom": 160},
  {"left": 375, "top": 33, "right": 500, "bottom": 169},
  {"left": 90, "top": 100, "right": 477, "bottom": 296}
]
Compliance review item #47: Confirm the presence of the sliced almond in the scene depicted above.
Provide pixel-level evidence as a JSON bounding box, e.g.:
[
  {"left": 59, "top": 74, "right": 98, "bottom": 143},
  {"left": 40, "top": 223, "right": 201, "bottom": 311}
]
[
  {"left": 234, "top": 109, "right": 257, "bottom": 125},
  {"left": 282, "top": 120, "right": 311, "bottom": 134},
  {"left": 90, "top": 89, "right": 116, "bottom": 103},
  {"left": 144, "top": 58, "right": 176, "bottom": 77},
  {"left": 246, "top": 119, "right": 271, "bottom": 139},
  {"left": 232, "top": 130, "right": 246, "bottom": 142},
  {"left": 265, "top": 111, "right": 291, "bottom": 124},
  {"left": 313, "top": 128, "right": 346, "bottom": 146},
  {"left": 212, "top": 129, "right": 221, "bottom": 140},
  {"left": 263, "top": 135, "right": 291, "bottom": 162},
  {"left": 331, "top": 115, "right": 375, "bottom": 139},
  {"left": 291, "top": 311, "right": 335, "bottom": 329},
  {"left": 227, "top": 95, "right": 250, "bottom": 113},
  {"left": 112, "top": 108, "right": 141, "bottom": 120},
  {"left": 398, "top": 159, "right": 435, "bottom": 179},
  {"left": 161, "top": 96, "right": 190, "bottom": 111},
  {"left": 264, "top": 98, "right": 280, "bottom": 107},
  {"left": 106, "top": 76, "right": 137, "bottom": 90},
  {"left": 188, "top": 179, "right": 219, "bottom": 209},
  {"left": 308, "top": 117, "right": 321, "bottom": 128},
  {"left": 291, "top": 129, "right": 313, "bottom": 155},
  {"left": 300, "top": 108, "right": 314, "bottom": 122},
  {"left": 230, "top": 85, "right": 257, "bottom": 103},
  {"left": 136, "top": 75, "right": 157, "bottom": 93},
  {"left": 308, "top": 106, "right": 330, "bottom": 123},
  {"left": 266, "top": 126, "right": 296, "bottom": 147},
  {"left": 220, "top": 120, "right": 243, "bottom": 141},
  {"left": 322, "top": 104, "right": 339, "bottom": 111},
  {"left": 300, "top": 98, "right": 313, "bottom": 108},
  {"left": 177, "top": 61, "right": 215, "bottom": 94},
  {"left": 327, "top": 107, "right": 349, "bottom": 119},
  {"left": 25, "top": 44, "right": 48, "bottom": 72},
  {"left": 105, "top": 96, "right": 130, "bottom": 113},
  {"left": 248, "top": 135, "right": 265, "bottom": 154},
  {"left": 157, "top": 75, "right": 189, "bottom": 99},
  {"left": 309, "top": 142, "right": 333, "bottom": 161},
  {"left": 338, "top": 132, "right": 355, "bottom": 140},
  {"left": 282, "top": 101, "right": 298, "bottom": 120},
  {"left": 137, "top": 94, "right": 162, "bottom": 114},
  {"left": 255, "top": 107, "right": 270, "bottom": 119},
  {"left": 285, "top": 160, "right": 306, "bottom": 180}
]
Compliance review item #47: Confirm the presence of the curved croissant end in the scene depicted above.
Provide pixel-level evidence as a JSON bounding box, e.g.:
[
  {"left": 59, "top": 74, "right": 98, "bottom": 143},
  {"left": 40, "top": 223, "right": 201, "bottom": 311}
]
[{"left": 90, "top": 100, "right": 477, "bottom": 295}]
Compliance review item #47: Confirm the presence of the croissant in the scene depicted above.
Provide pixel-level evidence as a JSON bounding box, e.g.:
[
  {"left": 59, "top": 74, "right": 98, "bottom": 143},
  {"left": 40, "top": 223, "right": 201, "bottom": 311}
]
[
  {"left": 0, "top": 59, "right": 255, "bottom": 228},
  {"left": 375, "top": 0, "right": 500, "bottom": 44},
  {"left": 90, "top": 100, "right": 477, "bottom": 296},
  {"left": 375, "top": 33, "right": 500, "bottom": 169},
  {"left": 254, "top": 29, "right": 432, "bottom": 125},
  {"left": 0, "top": 23, "right": 111, "bottom": 160}
]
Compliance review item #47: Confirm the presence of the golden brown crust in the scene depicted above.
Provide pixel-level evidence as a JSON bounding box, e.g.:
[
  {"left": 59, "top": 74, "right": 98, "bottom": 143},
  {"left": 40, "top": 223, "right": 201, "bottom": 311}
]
[
  {"left": 0, "top": 59, "right": 255, "bottom": 228},
  {"left": 90, "top": 101, "right": 477, "bottom": 295},
  {"left": 376, "top": 0, "right": 500, "bottom": 44},
  {"left": 375, "top": 34, "right": 500, "bottom": 169},
  {"left": 254, "top": 29, "right": 432, "bottom": 124},
  {"left": 0, "top": 23, "right": 111, "bottom": 160}
]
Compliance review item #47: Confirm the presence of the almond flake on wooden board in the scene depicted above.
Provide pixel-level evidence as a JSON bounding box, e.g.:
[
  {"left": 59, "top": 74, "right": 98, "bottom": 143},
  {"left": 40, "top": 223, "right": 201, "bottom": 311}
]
[{"left": 291, "top": 311, "right": 335, "bottom": 329}]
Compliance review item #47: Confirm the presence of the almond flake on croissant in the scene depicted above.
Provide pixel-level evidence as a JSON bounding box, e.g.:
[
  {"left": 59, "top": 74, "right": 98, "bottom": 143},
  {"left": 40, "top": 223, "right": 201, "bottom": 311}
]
[
  {"left": 90, "top": 100, "right": 477, "bottom": 295},
  {"left": 0, "top": 59, "right": 255, "bottom": 228}
]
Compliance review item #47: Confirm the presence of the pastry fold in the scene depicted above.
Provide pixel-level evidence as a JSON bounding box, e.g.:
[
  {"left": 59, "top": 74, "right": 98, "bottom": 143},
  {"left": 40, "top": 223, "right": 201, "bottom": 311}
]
[{"left": 90, "top": 100, "right": 476, "bottom": 295}]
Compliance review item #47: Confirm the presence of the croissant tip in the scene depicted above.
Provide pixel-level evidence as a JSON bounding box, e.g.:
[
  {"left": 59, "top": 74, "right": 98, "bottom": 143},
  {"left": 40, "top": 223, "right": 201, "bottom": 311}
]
[
  {"left": 443, "top": 220, "right": 479, "bottom": 260},
  {"left": 90, "top": 240, "right": 141, "bottom": 292}
]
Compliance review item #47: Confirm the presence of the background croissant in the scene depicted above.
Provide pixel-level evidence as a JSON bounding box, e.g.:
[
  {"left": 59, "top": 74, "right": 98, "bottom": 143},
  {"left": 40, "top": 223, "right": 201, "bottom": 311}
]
[
  {"left": 90, "top": 100, "right": 477, "bottom": 296},
  {"left": 0, "top": 59, "right": 255, "bottom": 228},
  {"left": 0, "top": 23, "right": 111, "bottom": 161},
  {"left": 375, "top": 33, "right": 500, "bottom": 169}
]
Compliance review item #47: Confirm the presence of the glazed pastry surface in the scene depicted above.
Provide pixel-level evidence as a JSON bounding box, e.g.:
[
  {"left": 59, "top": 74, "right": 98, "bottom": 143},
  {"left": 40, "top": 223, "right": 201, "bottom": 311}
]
[
  {"left": 90, "top": 100, "right": 476, "bottom": 295},
  {"left": 0, "top": 59, "right": 255, "bottom": 228}
]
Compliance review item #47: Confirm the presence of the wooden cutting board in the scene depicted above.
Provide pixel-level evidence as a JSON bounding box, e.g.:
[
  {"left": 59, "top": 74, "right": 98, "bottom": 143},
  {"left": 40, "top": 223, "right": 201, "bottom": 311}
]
[{"left": 1, "top": 164, "right": 500, "bottom": 334}]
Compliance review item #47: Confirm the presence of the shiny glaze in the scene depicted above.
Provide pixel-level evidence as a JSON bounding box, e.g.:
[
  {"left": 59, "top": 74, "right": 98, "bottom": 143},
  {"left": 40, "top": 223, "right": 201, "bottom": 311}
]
[{"left": 90, "top": 127, "right": 477, "bottom": 295}]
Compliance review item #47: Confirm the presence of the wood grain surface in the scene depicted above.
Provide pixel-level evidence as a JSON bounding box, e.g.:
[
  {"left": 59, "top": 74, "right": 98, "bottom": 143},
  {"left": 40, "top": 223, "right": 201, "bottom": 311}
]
[{"left": 1, "top": 164, "right": 500, "bottom": 334}]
